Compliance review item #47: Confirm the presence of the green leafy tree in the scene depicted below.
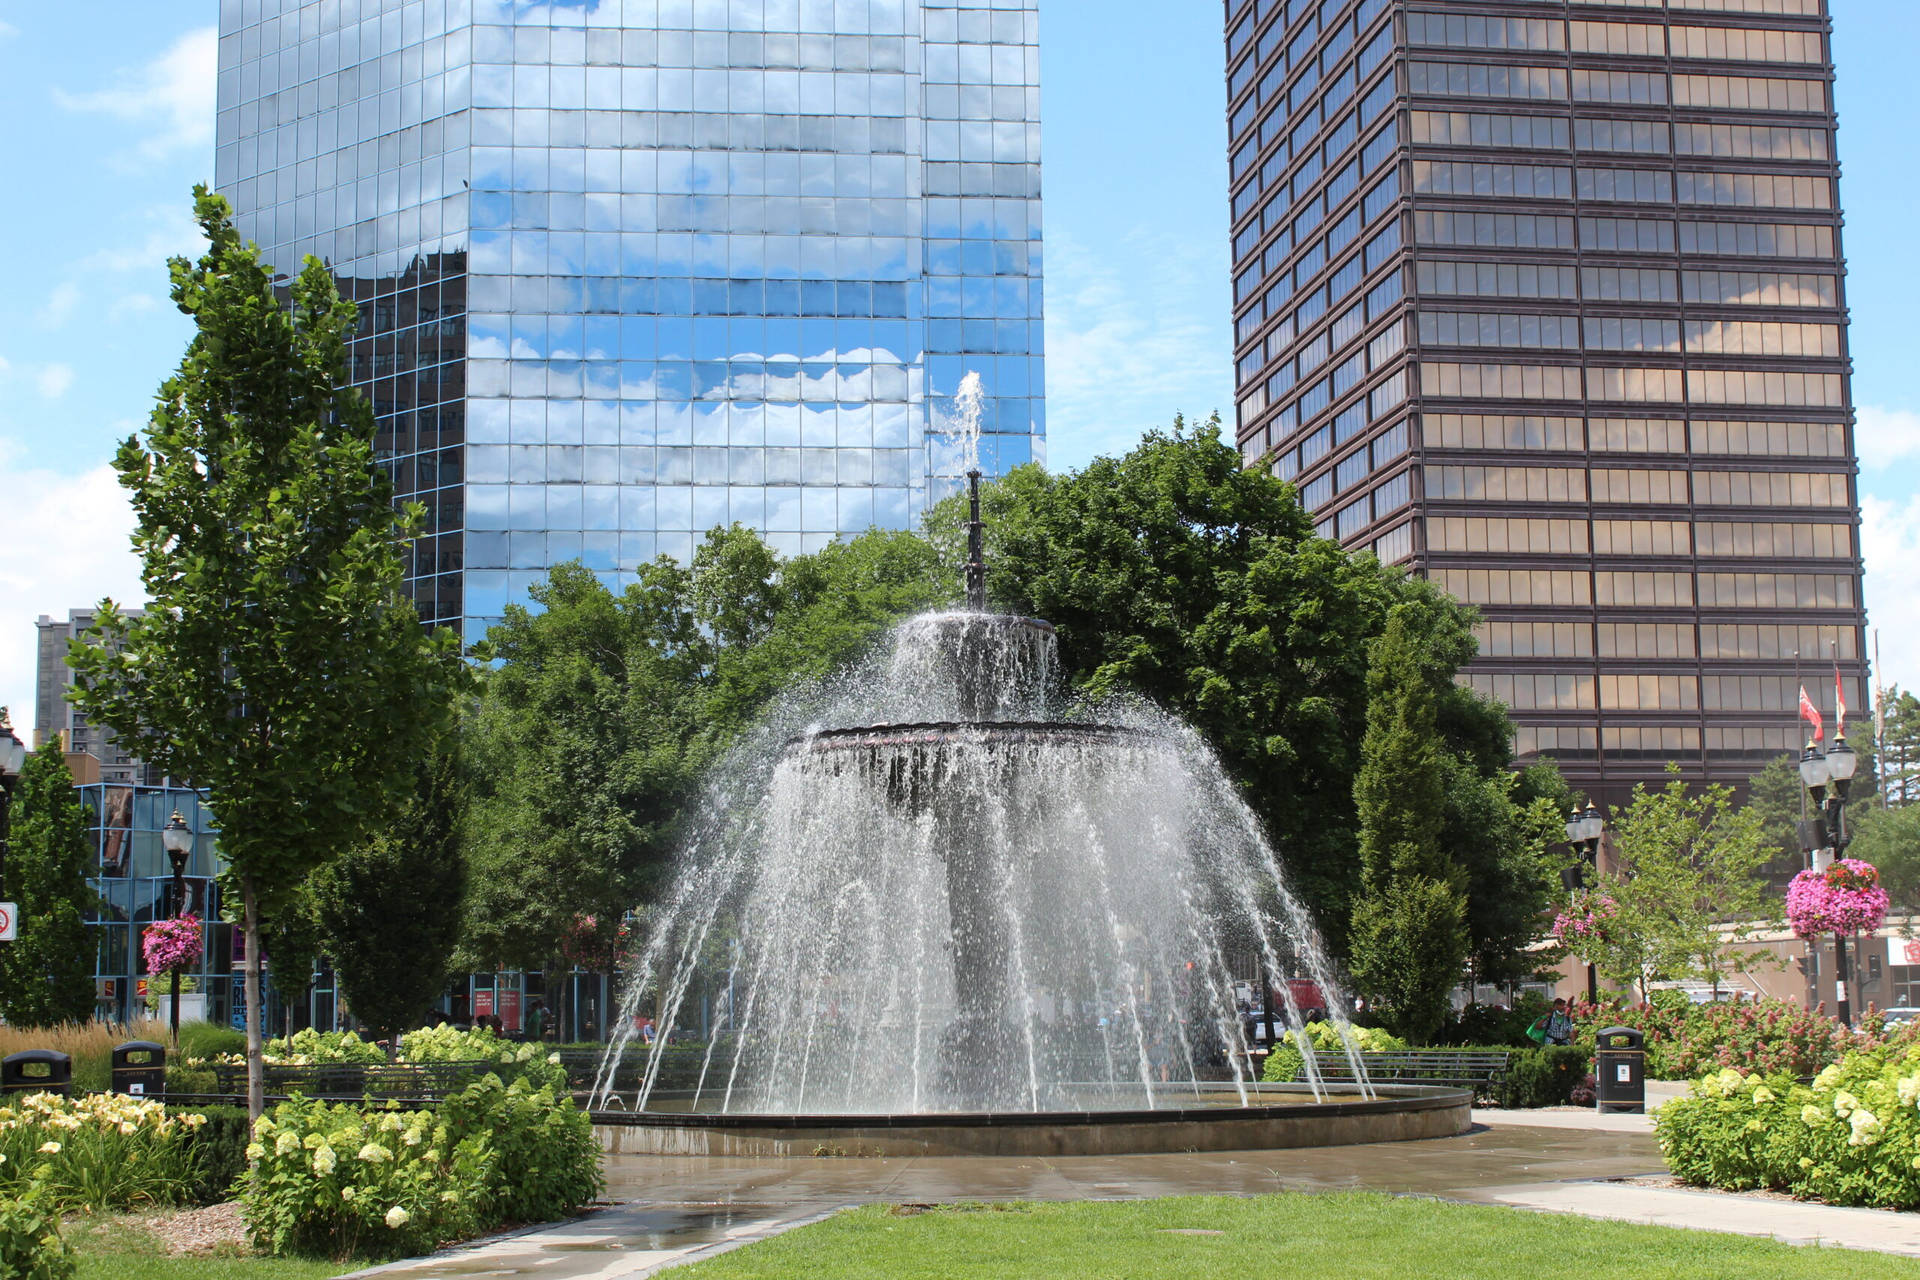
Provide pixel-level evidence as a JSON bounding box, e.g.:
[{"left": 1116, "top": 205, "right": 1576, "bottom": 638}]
[
  {"left": 0, "top": 737, "right": 98, "bottom": 1025},
  {"left": 1591, "top": 771, "right": 1776, "bottom": 999},
  {"left": 1879, "top": 687, "right": 1920, "bottom": 808},
  {"left": 461, "top": 525, "right": 949, "bottom": 977},
  {"left": 315, "top": 752, "right": 467, "bottom": 1049},
  {"left": 1848, "top": 802, "right": 1920, "bottom": 912},
  {"left": 258, "top": 882, "right": 325, "bottom": 1037},
  {"left": 1347, "top": 607, "right": 1470, "bottom": 1042},
  {"left": 67, "top": 189, "right": 463, "bottom": 1116}
]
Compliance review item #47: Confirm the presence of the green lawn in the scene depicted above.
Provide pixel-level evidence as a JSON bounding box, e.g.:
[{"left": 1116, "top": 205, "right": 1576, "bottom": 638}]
[
  {"left": 673, "top": 1192, "right": 1920, "bottom": 1280},
  {"left": 68, "top": 1213, "right": 342, "bottom": 1280}
]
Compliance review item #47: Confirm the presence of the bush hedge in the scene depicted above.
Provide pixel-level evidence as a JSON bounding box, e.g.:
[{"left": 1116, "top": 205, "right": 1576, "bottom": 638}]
[
  {"left": 1259, "top": 1036, "right": 1589, "bottom": 1108},
  {"left": 1656, "top": 1045, "right": 1920, "bottom": 1208},
  {"left": 1575, "top": 995, "right": 1876, "bottom": 1080},
  {"left": 0, "top": 1180, "right": 75, "bottom": 1280},
  {"left": 240, "top": 1070, "right": 603, "bottom": 1261}
]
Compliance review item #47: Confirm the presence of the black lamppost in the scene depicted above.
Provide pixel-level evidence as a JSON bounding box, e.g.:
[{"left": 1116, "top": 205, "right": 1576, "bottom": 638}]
[
  {"left": 161, "top": 810, "right": 194, "bottom": 1044},
  {"left": 1563, "top": 803, "right": 1605, "bottom": 1006},
  {"left": 0, "top": 718, "right": 28, "bottom": 901},
  {"left": 1800, "top": 735, "right": 1859, "bottom": 1026}
]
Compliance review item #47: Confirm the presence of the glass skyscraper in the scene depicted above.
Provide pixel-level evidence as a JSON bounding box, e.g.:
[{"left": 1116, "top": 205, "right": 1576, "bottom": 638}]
[
  {"left": 215, "top": 0, "right": 1045, "bottom": 642},
  {"left": 1226, "top": 0, "right": 1867, "bottom": 802}
]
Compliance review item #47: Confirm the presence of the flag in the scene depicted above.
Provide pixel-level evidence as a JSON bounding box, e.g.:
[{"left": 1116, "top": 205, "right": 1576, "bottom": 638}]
[
  {"left": 1835, "top": 666, "right": 1848, "bottom": 739},
  {"left": 1800, "top": 685, "right": 1825, "bottom": 744}
]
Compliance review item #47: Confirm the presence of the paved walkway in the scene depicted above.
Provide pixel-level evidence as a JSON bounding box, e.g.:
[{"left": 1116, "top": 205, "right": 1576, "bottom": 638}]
[{"left": 349, "top": 1094, "right": 1920, "bottom": 1278}]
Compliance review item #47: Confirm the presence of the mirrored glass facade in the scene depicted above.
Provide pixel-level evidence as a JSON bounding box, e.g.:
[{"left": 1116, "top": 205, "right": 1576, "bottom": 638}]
[
  {"left": 1226, "top": 0, "right": 1867, "bottom": 802},
  {"left": 215, "top": 0, "right": 1045, "bottom": 642}
]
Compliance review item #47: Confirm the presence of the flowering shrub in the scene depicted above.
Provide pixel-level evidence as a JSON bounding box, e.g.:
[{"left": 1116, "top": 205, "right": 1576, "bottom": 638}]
[
  {"left": 254, "top": 1028, "right": 386, "bottom": 1066},
  {"left": 240, "top": 1099, "right": 487, "bottom": 1260},
  {"left": 1575, "top": 996, "right": 1865, "bottom": 1081},
  {"left": 140, "top": 913, "right": 203, "bottom": 974},
  {"left": 1260, "top": 1022, "right": 1408, "bottom": 1084},
  {"left": 1788, "top": 859, "right": 1891, "bottom": 938},
  {"left": 398, "top": 1024, "right": 568, "bottom": 1091},
  {"left": 1657, "top": 1045, "right": 1920, "bottom": 1208},
  {"left": 0, "top": 1179, "right": 75, "bottom": 1280},
  {"left": 241, "top": 1070, "right": 602, "bottom": 1261},
  {"left": 0, "top": 1093, "right": 207, "bottom": 1211},
  {"left": 1551, "top": 892, "right": 1619, "bottom": 948}
]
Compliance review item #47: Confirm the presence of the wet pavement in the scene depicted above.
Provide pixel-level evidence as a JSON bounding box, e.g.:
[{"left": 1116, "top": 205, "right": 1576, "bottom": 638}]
[{"left": 346, "top": 1121, "right": 1664, "bottom": 1279}]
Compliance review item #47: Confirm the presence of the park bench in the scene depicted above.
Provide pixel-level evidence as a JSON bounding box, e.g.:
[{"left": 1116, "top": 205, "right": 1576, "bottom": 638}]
[
  {"left": 1306, "top": 1049, "right": 1512, "bottom": 1099},
  {"left": 209, "top": 1059, "right": 502, "bottom": 1100}
]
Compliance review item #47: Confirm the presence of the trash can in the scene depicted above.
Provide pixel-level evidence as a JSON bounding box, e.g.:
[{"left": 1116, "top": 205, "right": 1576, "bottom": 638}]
[
  {"left": 2, "top": 1050, "right": 72, "bottom": 1098},
  {"left": 111, "top": 1041, "right": 167, "bottom": 1097},
  {"left": 1594, "top": 1025, "right": 1646, "bottom": 1114}
]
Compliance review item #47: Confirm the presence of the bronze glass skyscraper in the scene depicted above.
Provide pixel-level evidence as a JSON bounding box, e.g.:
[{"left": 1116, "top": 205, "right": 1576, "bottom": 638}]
[{"left": 1226, "top": 0, "right": 1867, "bottom": 802}]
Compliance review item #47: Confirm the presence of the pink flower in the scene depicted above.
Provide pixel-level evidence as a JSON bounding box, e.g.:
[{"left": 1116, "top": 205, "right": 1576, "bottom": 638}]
[
  {"left": 1551, "top": 894, "right": 1619, "bottom": 946},
  {"left": 141, "top": 914, "right": 203, "bottom": 974},
  {"left": 1787, "top": 860, "right": 1889, "bottom": 937}
]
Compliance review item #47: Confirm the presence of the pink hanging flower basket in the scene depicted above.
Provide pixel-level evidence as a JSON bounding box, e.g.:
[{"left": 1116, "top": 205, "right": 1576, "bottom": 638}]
[
  {"left": 1552, "top": 893, "right": 1619, "bottom": 947},
  {"left": 1787, "top": 859, "right": 1889, "bottom": 937},
  {"left": 142, "top": 913, "right": 203, "bottom": 974}
]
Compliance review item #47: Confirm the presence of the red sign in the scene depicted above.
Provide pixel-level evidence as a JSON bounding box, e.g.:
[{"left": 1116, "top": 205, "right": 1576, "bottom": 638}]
[
  {"left": 499, "top": 989, "right": 522, "bottom": 1033},
  {"left": 473, "top": 990, "right": 494, "bottom": 1019}
]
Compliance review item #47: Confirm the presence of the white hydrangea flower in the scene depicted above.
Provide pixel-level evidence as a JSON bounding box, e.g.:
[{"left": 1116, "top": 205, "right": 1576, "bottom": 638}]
[{"left": 386, "top": 1206, "right": 411, "bottom": 1230}]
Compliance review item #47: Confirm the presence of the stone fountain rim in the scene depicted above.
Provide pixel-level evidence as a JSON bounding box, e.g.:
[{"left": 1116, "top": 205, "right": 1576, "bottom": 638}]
[
  {"left": 593, "top": 1081, "right": 1467, "bottom": 1129},
  {"left": 788, "top": 721, "right": 1166, "bottom": 752}
]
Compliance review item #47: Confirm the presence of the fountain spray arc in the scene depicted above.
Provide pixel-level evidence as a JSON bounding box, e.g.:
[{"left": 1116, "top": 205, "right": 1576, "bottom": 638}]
[{"left": 593, "top": 473, "right": 1373, "bottom": 1116}]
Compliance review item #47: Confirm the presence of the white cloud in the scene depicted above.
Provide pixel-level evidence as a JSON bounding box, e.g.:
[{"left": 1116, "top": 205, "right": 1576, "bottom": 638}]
[
  {"left": 38, "top": 282, "right": 81, "bottom": 329},
  {"left": 0, "top": 20, "right": 18, "bottom": 39},
  {"left": 1862, "top": 493, "right": 1920, "bottom": 701},
  {"left": 35, "top": 365, "right": 74, "bottom": 400},
  {"left": 1041, "top": 229, "right": 1235, "bottom": 470},
  {"left": 0, "top": 452, "right": 145, "bottom": 733},
  {"left": 54, "top": 27, "right": 216, "bottom": 165},
  {"left": 109, "top": 294, "right": 161, "bottom": 323},
  {"left": 1857, "top": 404, "right": 1920, "bottom": 471},
  {"left": 83, "top": 204, "right": 207, "bottom": 275}
]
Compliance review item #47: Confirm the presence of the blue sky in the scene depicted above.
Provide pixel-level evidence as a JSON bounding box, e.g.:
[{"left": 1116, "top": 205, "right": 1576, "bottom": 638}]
[{"left": 0, "top": 1, "right": 1915, "bottom": 728}]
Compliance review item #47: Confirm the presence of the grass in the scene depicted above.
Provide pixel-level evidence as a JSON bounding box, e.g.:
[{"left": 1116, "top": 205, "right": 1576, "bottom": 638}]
[
  {"left": 0, "top": 1019, "right": 174, "bottom": 1092},
  {"left": 68, "top": 1212, "right": 342, "bottom": 1280},
  {"left": 672, "top": 1192, "right": 1920, "bottom": 1280}
]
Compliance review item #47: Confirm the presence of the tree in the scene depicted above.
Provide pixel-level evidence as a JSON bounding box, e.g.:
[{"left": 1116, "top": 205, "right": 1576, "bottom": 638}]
[
  {"left": 461, "top": 525, "right": 949, "bottom": 978},
  {"left": 1847, "top": 803, "right": 1920, "bottom": 912},
  {"left": 1879, "top": 687, "right": 1920, "bottom": 808},
  {"left": 1592, "top": 771, "right": 1775, "bottom": 998},
  {"left": 67, "top": 188, "right": 463, "bottom": 1117},
  {"left": 938, "top": 419, "right": 1548, "bottom": 969},
  {"left": 1346, "top": 607, "right": 1470, "bottom": 1041},
  {"left": 315, "top": 752, "right": 466, "bottom": 1048},
  {"left": 0, "top": 738, "right": 98, "bottom": 1025},
  {"left": 258, "top": 882, "right": 325, "bottom": 1037}
]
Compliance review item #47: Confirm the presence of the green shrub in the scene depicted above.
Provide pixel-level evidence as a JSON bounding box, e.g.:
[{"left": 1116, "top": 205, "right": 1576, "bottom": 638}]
[
  {"left": 177, "top": 1022, "right": 246, "bottom": 1061},
  {"left": 241, "top": 1099, "right": 487, "bottom": 1260},
  {"left": 0, "top": 1093, "right": 206, "bottom": 1211},
  {"left": 1259, "top": 1023, "right": 1406, "bottom": 1084},
  {"left": 439, "top": 1075, "right": 602, "bottom": 1224},
  {"left": 165, "top": 1063, "right": 219, "bottom": 1096},
  {"left": 1494, "top": 1047, "right": 1591, "bottom": 1108},
  {"left": 178, "top": 1104, "right": 251, "bottom": 1206},
  {"left": 398, "top": 1023, "right": 568, "bottom": 1092},
  {"left": 1575, "top": 996, "right": 1862, "bottom": 1080},
  {"left": 240, "top": 1071, "right": 603, "bottom": 1260},
  {"left": 1656, "top": 1045, "right": 1920, "bottom": 1208},
  {"left": 261, "top": 1028, "right": 387, "bottom": 1065},
  {"left": 1435, "top": 994, "right": 1553, "bottom": 1048},
  {"left": 0, "top": 1180, "right": 75, "bottom": 1280}
]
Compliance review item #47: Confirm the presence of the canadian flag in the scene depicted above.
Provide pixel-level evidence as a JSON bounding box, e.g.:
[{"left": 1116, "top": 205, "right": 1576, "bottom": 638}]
[
  {"left": 1800, "top": 685, "right": 1825, "bottom": 743},
  {"left": 1835, "top": 667, "right": 1848, "bottom": 739}
]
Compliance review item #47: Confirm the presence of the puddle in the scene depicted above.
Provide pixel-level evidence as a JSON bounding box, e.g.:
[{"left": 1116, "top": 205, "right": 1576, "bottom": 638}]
[{"left": 582, "top": 1203, "right": 788, "bottom": 1251}]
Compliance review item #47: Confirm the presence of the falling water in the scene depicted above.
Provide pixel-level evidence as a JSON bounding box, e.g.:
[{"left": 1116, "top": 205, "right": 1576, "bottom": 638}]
[{"left": 594, "top": 586, "right": 1374, "bottom": 1115}]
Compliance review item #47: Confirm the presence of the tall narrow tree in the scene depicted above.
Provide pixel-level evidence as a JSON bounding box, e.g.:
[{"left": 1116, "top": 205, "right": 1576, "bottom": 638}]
[
  {"left": 1347, "top": 605, "right": 1470, "bottom": 1042},
  {"left": 68, "top": 188, "right": 462, "bottom": 1117},
  {"left": 0, "top": 738, "right": 98, "bottom": 1025}
]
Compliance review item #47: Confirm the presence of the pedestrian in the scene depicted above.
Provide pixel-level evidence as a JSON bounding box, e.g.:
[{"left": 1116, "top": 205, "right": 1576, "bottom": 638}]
[
  {"left": 526, "top": 999, "right": 548, "bottom": 1043},
  {"left": 1530, "top": 998, "right": 1575, "bottom": 1046}
]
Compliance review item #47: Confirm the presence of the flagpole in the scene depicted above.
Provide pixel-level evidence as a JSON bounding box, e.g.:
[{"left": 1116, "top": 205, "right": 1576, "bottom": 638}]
[
  {"left": 1876, "top": 629, "right": 1889, "bottom": 812},
  {"left": 1797, "top": 648, "right": 1815, "bottom": 1011}
]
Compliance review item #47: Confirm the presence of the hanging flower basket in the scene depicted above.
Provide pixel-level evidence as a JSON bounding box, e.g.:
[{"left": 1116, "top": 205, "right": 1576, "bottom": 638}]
[
  {"left": 141, "top": 913, "right": 203, "bottom": 975},
  {"left": 1552, "top": 893, "right": 1620, "bottom": 948},
  {"left": 1787, "top": 859, "right": 1889, "bottom": 938}
]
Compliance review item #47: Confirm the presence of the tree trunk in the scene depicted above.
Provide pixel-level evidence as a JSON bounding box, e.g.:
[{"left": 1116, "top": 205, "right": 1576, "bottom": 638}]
[{"left": 242, "top": 875, "right": 265, "bottom": 1122}]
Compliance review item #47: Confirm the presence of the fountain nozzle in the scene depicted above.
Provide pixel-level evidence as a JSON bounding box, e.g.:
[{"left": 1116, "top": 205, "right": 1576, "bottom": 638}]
[{"left": 965, "top": 468, "right": 986, "bottom": 611}]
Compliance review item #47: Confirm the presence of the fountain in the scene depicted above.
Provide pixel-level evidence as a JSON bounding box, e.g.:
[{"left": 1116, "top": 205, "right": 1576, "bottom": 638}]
[{"left": 590, "top": 474, "right": 1470, "bottom": 1155}]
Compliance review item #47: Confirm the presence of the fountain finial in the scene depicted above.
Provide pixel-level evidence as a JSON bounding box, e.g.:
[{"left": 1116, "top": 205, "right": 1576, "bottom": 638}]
[{"left": 965, "top": 468, "right": 986, "bottom": 611}]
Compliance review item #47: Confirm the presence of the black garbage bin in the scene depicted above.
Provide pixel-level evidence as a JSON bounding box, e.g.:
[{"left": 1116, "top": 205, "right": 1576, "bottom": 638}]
[
  {"left": 2, "top": 1050, "right": 72, "bottom": 1097},
  {"left": 111, "top": 1041, "right": 167, "bottom": 1098},
  {"left": 1594, "top": 1025, "right": 1646, "bottom": 1114}
]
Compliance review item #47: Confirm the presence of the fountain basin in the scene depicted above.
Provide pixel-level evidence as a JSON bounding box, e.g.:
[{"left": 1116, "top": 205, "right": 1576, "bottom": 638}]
[{"left": 590, "top": 1083, "right": 1470, "bottom": 1158}]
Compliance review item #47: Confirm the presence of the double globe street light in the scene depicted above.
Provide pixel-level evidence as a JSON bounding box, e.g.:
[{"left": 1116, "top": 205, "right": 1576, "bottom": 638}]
[{"left": 1799, "top": 735, "right": 1858, "bottom": 1025}]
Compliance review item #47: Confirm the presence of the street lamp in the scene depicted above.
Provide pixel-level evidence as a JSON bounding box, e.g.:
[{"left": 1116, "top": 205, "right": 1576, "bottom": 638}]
[
  {"left": 1801, "top": 737, "right": 1858, "bottom": 1025},
  {"left": 0, "top": 717, "right": 27, "bottom": 901},
  {"left": 160, "top": 811, "right": 194, "bottom": 1045},
  {"left": 1564, "top": 803, "right": 1606, "bottom": 1006}
]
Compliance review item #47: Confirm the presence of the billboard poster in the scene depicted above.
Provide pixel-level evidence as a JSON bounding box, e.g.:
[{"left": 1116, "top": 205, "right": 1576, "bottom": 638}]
[
  {"left": 101, "top": 788, "right": 134, "bottom": 875},
  {"left": 1889, "top": 936, "right": 1920, "bottom": 968}
]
